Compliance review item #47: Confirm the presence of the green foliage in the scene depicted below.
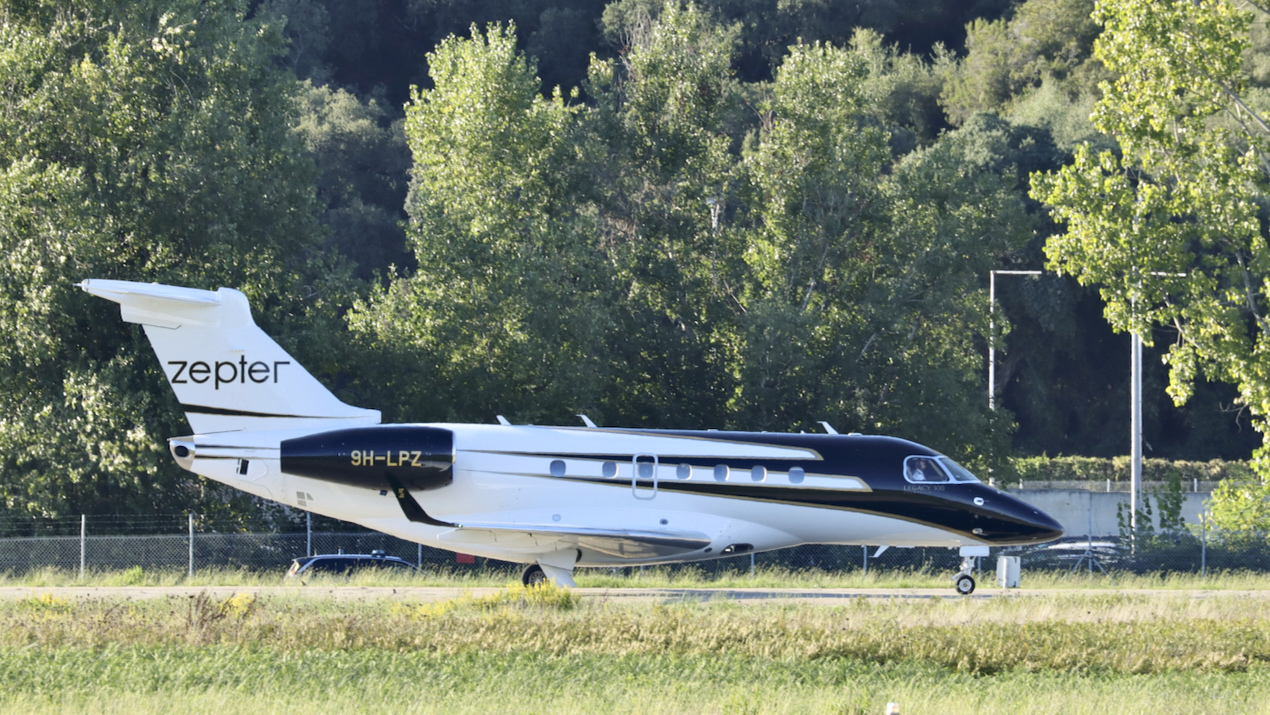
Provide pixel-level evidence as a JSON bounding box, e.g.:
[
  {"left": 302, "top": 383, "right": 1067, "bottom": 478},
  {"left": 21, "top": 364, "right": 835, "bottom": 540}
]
[
  {"left": 292, "top": 82, "right": 410, "bottom": 279},
  {"left": 0, "top": 0, "right": 344, "bottom": 522},
  {"left": 3, "top": 592, "right": 1270, "bottom": 678},
  {"left": 1116, "top": 471, "right": 1187, "bottom": 550},
  {"left": 942, "top": 0, "right": 1106, "bottom": 125},
  {"left": 1009, "top": 456, "right": 1253, "bottom": 485},
  {"left": 1208, "top": 462, "right": 1270, "bottom": 534},
  {"left": 849, "top": 28, "right": 952, "bottom": 151},
  {"left": 4, "top": 646, "right": 1270, "bottom": 714},
  {"left": 602, "top": 0, "right": 1003, "bottom": 85},
  {"left": 347, "top": 22, "right": 610, "bottom": 424},
  {"left": 403, "top": 581, "right": 581, "bottom": 618},
  {"left": 351, "top": 5, "right": 1034, "bottom": 467},
  {"left": 1031, "top": 0, "right": 1270, "bottom": 528}
]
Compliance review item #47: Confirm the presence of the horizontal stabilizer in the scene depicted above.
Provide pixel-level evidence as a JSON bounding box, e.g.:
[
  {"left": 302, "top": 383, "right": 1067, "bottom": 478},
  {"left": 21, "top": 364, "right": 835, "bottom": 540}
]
[{"left": 79, "top": 280, "right": 225, "bottom": 328}]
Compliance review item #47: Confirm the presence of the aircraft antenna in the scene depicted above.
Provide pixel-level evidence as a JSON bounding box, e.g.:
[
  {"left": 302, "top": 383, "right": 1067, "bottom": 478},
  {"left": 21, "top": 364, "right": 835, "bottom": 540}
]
[
  {"left": 578, "top": 414, "right": 598, "bottom": 428},
  {"left": 818, "top": 421, "right": 839, "bottom": 435},
  {"left": 496, "top": 415, "right": 511, "bottom": 426}
]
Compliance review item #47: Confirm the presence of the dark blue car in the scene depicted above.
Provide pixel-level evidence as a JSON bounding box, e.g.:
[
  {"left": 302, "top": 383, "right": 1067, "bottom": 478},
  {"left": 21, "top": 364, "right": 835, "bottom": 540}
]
[{"left": 287, "top": 550, "right": 420, "bottom": 577}]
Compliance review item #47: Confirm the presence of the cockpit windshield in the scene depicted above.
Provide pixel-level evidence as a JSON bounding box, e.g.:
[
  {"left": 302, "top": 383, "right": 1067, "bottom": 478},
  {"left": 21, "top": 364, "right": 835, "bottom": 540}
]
[
  {"left": 902, "top": 455, "right": 981, "bottom": 484},
  {"left": 938, "top": 457, "right": 981, "bottom": 483}
]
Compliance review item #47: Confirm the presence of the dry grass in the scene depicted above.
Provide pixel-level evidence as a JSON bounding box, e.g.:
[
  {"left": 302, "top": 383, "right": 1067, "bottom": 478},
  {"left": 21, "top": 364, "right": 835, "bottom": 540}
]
[
  {"left": 3, "top": 586, "right": 1268, "bottom": 674},
  {"left": 3, "top": 586, "right": 1270, "bottom": 713},
  {"left": 6, "top": 564, "right": 1270, "bottom": 591},
  {"left": 3, "top": 649, "right": 1268, "bottom": 714}
]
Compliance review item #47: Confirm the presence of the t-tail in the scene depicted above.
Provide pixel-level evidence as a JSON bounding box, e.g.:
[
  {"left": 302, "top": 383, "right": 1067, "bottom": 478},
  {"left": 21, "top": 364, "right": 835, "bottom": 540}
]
[{"left": 79, "top": 279, "right": 380, "bottom": 434}]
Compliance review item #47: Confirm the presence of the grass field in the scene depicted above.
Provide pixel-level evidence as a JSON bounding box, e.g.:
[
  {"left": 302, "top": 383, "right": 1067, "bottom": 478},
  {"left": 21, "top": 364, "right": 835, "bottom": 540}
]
[
  {"left": 2, "top": 579, "right": 1270, "bottom": 713},
  {"left": 6, "top": 563, "right": 1270, "bottom": 591}
]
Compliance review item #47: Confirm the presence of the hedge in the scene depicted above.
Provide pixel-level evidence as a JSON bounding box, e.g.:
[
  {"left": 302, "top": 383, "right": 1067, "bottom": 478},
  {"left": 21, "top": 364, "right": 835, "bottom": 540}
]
[{"left": 1007, "top": 456, "right": 1253, "bottom": 484}]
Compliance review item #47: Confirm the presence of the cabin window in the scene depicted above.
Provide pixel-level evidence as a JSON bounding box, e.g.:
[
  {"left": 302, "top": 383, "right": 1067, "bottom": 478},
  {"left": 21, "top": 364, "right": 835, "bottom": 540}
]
[
  {"left": 788, "top": 467, "right": 805, "bottom": 484},
  {"left": 713, "top": 464, "right": 729, "bottom": 482},
  {"left": 549, "top": 459, "right": 566, "bottom": 477},
  {"left": 903, "top": 455, "right": 949, "bottom": 484},
  {"left": 676, "top": 463, "right": 692, "bottom": 480},
  {"left": 602, "top": 461, "right": 618, "bottom": 478},
  {"left": 750, "top": 465, "right": 766, "bottom": 482},
  {"left": 637, "top": 461, "right": 655, "bottom": 479}
]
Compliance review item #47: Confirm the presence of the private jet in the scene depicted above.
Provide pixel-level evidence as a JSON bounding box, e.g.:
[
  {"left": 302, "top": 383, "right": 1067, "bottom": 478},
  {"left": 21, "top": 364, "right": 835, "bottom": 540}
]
[{"left": 80, "top": 279, "right": 1063, "bottom": 594}]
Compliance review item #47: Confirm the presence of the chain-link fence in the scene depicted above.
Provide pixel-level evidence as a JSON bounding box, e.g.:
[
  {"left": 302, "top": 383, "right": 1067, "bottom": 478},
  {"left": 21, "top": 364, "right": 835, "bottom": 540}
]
[{"left": 0, "top": 514, "right": 1266, "bottom": 579}]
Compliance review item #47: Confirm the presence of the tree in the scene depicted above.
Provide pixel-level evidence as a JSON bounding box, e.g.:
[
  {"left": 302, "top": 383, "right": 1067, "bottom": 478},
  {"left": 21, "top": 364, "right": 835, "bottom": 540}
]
[
  {"left": 941, "top": 0, "right": 1105, "bottom": 126},
  {"left": 293, "top": 82, "right": 412, "bottom": 280},
  {"left": 0, "top": 0, "right": 338, "bottom": 523},
  {"left": 353, "top": 3, "right": 1035, "bottom": 470},
  {"left": 1031, "top": 0, "right": 1270, "bottom": 520},
  {"left": 347, "top": 23, "right": 612, "bottom": 424},
  {"left": 585, "top": 2, "right": 743, "bottom": 426},
  {"left": 1208, "top": 462, "right": 1270, "bottom": 535},
  {"left": 848, "top": 29, "right": 951, "bottom": 153}
]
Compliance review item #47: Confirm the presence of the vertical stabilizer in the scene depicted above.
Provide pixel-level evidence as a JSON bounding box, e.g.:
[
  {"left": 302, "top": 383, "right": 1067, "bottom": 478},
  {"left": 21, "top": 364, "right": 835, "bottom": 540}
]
[{"left": 80, "top": 279, "right": 380, "bottom": 433}]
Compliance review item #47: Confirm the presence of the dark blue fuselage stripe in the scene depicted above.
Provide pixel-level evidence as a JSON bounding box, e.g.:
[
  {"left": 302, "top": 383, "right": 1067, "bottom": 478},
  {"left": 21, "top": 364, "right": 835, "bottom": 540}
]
[{"left": 180, "top": 404, "right": 354, "bottom": 419}]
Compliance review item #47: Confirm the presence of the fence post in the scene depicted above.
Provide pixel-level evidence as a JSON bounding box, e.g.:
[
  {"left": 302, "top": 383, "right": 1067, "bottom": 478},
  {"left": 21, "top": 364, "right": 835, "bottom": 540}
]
[
  {"left": 306, "top": 512, "right": 312, "bottom": 556},
  {"left": 417, "top": 543, "right": 422, "bottom": 570},
  {"left": 1200, "top": 513, "right": 1207, "bottom": 579},
  {"left": 749, "top": 552, "right": 755, "bottom": 576},
  {"left": 79, "top": 515, "right": 85, "bottom": 581},
  {"left": 862, "top": 545, "right": 868, "bottom": 576},
  {"left": 188, "top": 513, "right": 194, "bottom": 579}
]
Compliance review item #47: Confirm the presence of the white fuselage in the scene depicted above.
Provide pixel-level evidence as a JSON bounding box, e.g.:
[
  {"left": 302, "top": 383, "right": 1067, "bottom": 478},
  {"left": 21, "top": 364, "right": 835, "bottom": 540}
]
[{"left": 180, "top": 423, "right": 974, "bottom": 567}]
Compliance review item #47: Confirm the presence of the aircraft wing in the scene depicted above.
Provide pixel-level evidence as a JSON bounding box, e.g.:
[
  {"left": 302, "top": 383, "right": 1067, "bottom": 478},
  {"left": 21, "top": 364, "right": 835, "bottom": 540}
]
[
  {"left": 379, "top": 475, "right": 710, "bottom": 559},
  {"left": 437, "top": 522, "right": 712, "bottom": 560}
]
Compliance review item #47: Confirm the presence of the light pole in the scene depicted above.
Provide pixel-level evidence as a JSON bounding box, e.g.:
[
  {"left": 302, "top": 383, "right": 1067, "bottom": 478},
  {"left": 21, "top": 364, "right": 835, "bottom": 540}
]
[
  {"left": 1130, "top": 329, "right": 1142, "bottom": 539},
  {"left": 1127, "top": 272, "right": 1186, "bottom": 540},
  {"left": 988, "top": 270, "right": 1043, "bottom": 410}
]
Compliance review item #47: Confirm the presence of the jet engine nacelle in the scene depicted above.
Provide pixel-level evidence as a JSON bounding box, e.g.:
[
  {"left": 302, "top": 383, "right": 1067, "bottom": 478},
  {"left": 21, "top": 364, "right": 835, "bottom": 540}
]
[{"left": 280, "top": 426, "right": 454, "bottom": 491}]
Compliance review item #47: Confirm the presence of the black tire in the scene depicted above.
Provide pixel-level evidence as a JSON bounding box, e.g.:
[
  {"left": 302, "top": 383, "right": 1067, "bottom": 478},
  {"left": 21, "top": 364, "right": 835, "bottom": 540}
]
[
  {"left": 954, "top": 573, "right": 976, "bottom": 595},
  {"left": 522, "top": 564, "right": 547, "bottom": 587}
]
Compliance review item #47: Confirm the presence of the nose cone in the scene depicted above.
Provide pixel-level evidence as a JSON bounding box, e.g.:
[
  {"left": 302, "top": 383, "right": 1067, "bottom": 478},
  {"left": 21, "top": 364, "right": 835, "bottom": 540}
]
[
  {"left": 1012, "top": 506, "right": 1065, "bottom": 545},
  {"left": 981, "top": 494, "right": 1065, "bottom": 545}
]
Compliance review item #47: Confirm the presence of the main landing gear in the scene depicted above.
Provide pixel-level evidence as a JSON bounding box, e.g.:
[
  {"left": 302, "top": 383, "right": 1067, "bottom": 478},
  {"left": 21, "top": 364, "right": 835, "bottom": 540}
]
[
  {"left": 521, "top": 550, "right": 580, "bottom": 587},
  {"left": 522, "top": 564, "right": 547, "bottom": 586}
]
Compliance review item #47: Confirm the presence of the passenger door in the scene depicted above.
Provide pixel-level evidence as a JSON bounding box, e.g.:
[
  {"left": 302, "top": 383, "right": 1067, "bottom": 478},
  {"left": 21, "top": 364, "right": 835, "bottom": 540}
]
[{"left": 632, "top": 454, "right": 658, "bottom": 500}]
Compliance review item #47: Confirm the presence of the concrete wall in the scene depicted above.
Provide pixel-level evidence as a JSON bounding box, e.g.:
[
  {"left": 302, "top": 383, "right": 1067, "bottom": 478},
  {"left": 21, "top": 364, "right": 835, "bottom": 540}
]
[{"left": 1007, "top": 488, "right": 1211, "bottom": 537}]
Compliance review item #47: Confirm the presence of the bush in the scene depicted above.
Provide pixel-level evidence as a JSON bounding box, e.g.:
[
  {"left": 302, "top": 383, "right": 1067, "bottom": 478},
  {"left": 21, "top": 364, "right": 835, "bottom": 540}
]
[{"left": 1008, "top": 456, "right": 1252, "bottom": 485}]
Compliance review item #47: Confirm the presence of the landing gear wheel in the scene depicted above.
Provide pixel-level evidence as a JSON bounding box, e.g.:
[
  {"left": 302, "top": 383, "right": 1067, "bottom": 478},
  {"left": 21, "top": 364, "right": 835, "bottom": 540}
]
[
  {"left": 522, "top": 564, "right": 547, "bottom": 587},
  {"left": 954, "top": 573, "right": 976, "bottom": 595}
]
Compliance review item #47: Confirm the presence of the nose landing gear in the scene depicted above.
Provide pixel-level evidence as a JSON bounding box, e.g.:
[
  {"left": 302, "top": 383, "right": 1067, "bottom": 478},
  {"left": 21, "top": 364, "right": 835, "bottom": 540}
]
[{"left": 953, "top": 546, "right": 988, "bottom": 595}]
